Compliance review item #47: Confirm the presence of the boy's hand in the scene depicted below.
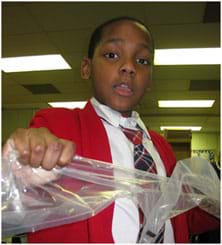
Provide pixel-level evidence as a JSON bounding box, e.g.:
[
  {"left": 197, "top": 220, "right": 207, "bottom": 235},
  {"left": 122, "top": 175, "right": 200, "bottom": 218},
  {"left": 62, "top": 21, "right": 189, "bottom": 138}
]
[{"left": 3, "top": 127, "right": 76, "bottom": 170}]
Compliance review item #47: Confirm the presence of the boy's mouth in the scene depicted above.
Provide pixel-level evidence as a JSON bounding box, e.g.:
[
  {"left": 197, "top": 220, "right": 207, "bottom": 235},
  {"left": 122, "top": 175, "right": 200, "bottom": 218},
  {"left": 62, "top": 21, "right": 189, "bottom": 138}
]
[{"left": 113, "top": 83, "right": 133, "bottom": 97}]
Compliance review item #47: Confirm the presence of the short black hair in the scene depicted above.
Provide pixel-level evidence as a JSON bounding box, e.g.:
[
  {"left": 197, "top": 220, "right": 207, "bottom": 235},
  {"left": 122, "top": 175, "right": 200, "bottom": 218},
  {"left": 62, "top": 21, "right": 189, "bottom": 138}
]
[{"left": 87, "top": 16, "right": 154, "bottom": 59}]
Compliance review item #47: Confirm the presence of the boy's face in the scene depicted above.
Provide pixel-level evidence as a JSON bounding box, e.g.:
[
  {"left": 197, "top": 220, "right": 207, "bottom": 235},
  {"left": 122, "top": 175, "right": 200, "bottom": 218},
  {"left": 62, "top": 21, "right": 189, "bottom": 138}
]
[{"left": 81, "top": 20, "right": 153, "bottom": 116}]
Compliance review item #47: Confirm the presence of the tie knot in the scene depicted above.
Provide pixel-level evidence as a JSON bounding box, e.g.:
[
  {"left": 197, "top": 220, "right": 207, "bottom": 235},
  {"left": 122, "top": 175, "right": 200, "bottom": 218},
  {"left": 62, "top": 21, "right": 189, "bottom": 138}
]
[{"left": 122, "top": 127, "right": 143, "bottom": 145}]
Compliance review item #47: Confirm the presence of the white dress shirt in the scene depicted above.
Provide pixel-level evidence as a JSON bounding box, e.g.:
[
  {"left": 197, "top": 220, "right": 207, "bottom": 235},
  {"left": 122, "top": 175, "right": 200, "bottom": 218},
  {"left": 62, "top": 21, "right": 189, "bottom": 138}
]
[{"left": 91, "top": 97, "right": 174, "bottom": 243}]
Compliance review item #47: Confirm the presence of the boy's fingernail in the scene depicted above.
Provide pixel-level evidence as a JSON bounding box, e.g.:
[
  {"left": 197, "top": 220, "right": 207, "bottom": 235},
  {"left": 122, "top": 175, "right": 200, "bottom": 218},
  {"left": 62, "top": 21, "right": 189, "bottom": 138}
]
[
  {"left": 18, "top": 150, "right": 30, "bottom": 165},
  {"left": 21, "top": 149, "right": 30, "bottom": 156},
  {"left": 34, "top": 145, "right": 44, "bottom": 153}
]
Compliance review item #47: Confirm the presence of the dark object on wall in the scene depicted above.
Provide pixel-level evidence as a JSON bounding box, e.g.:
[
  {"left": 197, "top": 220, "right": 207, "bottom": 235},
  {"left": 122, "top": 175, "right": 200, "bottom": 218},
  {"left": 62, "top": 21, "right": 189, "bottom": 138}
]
[{"left": 203, "top": 2, "right": 220, "bottom": 23}]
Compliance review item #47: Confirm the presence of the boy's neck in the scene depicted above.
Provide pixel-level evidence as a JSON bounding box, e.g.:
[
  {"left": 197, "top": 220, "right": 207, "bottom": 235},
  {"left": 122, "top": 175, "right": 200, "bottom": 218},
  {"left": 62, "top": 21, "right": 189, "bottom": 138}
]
[
  {"left": 121, "top": 111, "right": 132, "bottom": 118},
  {"left": 92, "top": 96, "right": 133, "bottom": 118}
]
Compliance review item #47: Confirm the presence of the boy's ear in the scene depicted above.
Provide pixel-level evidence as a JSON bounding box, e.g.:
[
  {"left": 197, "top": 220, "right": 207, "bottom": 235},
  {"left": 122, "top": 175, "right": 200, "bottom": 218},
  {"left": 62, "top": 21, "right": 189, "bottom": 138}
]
[{"left": 81, "top": 57, "right": 92, "bottom": 79}]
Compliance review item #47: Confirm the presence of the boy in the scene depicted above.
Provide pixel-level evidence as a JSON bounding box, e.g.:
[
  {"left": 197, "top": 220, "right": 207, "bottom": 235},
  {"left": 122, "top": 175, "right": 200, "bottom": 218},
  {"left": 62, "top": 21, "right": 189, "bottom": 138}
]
[{"left": 3, "top": 16, "right": 219, "bottom": 243}]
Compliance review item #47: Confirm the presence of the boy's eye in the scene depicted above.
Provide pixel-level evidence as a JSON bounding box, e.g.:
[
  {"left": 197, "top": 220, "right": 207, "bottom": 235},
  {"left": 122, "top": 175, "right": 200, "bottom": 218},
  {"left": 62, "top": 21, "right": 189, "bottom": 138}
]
[
  {"left": 136, "top": 58, "right": 151, "bottom": 65},
  {"left": 104, "top": 52, "right": 119, "bottom": 59}
]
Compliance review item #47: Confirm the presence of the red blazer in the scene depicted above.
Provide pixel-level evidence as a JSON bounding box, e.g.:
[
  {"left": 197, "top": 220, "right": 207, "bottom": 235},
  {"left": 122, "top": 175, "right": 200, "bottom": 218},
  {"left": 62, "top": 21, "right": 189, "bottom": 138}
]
[{"left": 28, "top": 101, "right": 219, "bottom": 243}]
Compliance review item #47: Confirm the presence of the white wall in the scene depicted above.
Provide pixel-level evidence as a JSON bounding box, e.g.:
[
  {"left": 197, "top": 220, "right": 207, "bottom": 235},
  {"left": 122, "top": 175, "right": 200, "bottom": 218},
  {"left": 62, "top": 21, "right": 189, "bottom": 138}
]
[{"left": 191, "top": 132, "right": 220, "bottom": 162}]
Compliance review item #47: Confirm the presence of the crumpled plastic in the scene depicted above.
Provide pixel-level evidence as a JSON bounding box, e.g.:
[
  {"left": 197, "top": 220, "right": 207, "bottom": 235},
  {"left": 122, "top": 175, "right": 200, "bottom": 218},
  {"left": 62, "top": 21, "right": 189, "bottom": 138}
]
[{"left": 2, "top": 145, "right": 220, "bottom": 242}]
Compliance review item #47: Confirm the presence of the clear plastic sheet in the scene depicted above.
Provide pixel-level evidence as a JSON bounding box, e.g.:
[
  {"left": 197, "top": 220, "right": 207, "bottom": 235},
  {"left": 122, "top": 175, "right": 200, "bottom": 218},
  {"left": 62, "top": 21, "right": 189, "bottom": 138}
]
[{"left": 2, "top": 145, "right": 220, "bottom": 242}]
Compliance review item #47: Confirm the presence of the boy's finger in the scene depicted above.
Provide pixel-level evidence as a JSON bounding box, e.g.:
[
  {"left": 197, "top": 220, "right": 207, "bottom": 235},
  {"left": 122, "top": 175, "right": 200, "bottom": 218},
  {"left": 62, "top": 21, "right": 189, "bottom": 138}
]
[
  {"left": 57, "top": 140, "right": 76, "bottom": 167},
  {"left": 2, "top": 138, "right": 16, "bottom": 157},
  {"left": 29, "top": 139, "right": 46, "bottom": 168},
  {"left": 41, "top": 141, "right": 63, "bottom": 170},
  {"left": 10, "top": 128, "right": 31, "bottom": 165}
]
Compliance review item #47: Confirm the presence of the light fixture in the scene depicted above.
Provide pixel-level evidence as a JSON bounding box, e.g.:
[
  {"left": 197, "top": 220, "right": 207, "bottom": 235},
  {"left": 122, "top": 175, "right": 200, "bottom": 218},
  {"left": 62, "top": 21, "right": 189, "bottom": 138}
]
[
  {"left": 154, "top": 48, "right": 221, "bottom": 65},
  {"left": 158, "top": 100, "right": 215, "bottom": 108},
  {"left": 160, "top": 126, "right": 202, "bottom": 131},
  {"left": 1, "top": 54, "right": 71, "bottom": 72},
  {"left": 48, "top": 101, "right": 87, "bottom": 109}
]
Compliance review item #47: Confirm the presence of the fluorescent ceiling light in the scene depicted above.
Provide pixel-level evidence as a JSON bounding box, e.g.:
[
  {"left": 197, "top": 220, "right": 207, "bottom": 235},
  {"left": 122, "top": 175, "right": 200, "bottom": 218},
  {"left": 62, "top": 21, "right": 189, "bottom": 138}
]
[
  {"left": 154, "top": 48, "right": 221, "bottom": 65},
  {"left": 160, "top": 126, "right": 202, "bottom": 131},
  {"left": 158, "top": 100, "right": 215, "bottom": 108},
  {"left": 1, "top": 54, "right": 71, "bottom": 72},
  {"left": 48, "top": 101, "right": 87, "bottom": 109}
]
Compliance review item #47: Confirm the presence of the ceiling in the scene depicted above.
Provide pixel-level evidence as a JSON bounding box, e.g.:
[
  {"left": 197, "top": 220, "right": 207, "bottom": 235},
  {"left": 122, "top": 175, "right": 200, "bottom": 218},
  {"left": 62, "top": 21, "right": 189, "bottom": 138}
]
[{"left": 2, "top": 1, "right": 221, "bottom": 133}]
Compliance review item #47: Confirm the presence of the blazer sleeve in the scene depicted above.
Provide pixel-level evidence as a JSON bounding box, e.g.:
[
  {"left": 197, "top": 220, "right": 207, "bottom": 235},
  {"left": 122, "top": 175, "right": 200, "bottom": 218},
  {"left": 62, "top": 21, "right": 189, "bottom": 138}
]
[{"left": 29, "top": 107, "right": 82, "bottom": 142}]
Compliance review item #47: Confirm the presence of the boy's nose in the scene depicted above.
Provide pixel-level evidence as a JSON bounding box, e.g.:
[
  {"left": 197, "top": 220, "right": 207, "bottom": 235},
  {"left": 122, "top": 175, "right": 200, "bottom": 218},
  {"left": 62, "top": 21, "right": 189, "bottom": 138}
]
[{"left": 119, "top": 60, "right": 136, "bottom": 77}]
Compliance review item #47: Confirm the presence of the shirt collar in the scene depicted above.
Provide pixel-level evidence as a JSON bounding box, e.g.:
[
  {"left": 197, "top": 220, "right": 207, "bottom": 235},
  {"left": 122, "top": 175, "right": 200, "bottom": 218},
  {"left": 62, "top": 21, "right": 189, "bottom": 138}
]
[{"left": 90, "top": 97, "right": 151, "bottom": 139}]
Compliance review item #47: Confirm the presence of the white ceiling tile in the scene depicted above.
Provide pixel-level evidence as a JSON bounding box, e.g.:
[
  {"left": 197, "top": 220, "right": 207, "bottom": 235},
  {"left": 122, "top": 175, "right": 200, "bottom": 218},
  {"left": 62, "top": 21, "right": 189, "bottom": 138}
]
[
  {"left": 144, "top": 2, "right": 205, "bottom": 25},
  {"left": 3, "top": 33, "right": 58, "bottom": 57},
  {"left": 2, "top": 3, "right": 43, "bottom": 35}
]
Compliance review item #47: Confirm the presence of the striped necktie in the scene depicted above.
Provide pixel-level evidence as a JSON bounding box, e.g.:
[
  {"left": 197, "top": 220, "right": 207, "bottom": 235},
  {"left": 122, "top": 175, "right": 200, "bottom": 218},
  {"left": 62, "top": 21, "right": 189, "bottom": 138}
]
[
  {"left": 121, "top": 126, "right": 157, "bottom": 173},
  {"left": 121, "top": 126, "right": 165, "bottom": 243}
]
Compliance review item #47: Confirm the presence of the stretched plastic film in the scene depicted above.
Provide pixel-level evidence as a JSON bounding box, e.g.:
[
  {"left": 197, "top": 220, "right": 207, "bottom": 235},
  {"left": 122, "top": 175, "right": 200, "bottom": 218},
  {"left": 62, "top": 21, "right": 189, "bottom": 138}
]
[{"left": 2, "top": 146, "right": 220, "bottom": 242}]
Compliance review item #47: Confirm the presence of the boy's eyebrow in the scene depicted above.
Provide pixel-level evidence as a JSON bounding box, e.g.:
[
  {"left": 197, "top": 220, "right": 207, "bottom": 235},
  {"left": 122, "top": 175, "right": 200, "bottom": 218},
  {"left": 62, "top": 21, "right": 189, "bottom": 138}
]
[{"left": 102, "top": 38, "right": 152, "bottom": 53}]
